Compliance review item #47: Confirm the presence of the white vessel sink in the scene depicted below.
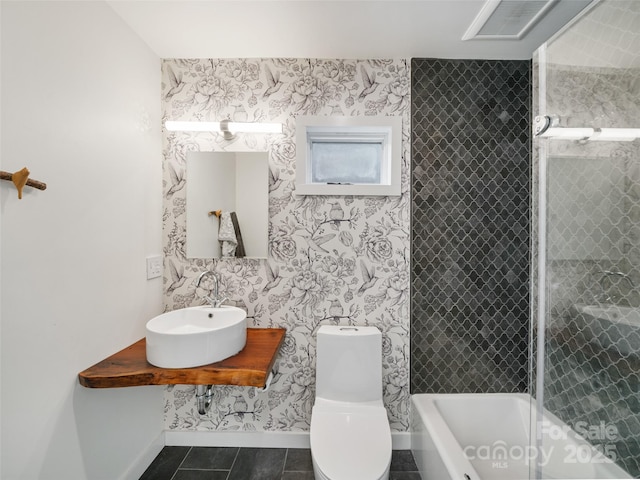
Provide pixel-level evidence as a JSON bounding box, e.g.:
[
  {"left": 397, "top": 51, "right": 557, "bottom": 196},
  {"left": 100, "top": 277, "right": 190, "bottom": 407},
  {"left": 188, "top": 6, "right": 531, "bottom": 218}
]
[{"left": 146, "top": 305, "right": 247, "bottom": 368}]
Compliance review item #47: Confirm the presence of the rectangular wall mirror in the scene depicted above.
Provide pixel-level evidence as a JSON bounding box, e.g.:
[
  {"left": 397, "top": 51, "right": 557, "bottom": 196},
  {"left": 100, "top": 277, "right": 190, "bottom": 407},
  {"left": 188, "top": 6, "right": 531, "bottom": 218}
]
[{"left": 186, "top": 151, "right": 269, "bottom": 259}]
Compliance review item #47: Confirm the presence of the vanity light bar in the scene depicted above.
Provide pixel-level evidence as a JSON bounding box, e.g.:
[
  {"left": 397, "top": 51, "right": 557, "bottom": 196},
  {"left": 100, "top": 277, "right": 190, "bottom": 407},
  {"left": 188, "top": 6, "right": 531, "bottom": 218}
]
[
  {"left": 165, "top": 121, "right": 219, "bottom": 132},
  {"left": 227, "top": 122, "right": 283, "bottom": 134},
  {"left": 533, "top": 116, "right": 640, "bottom": 142},
  {"left": 165, "top": 120, "right": 282, "bottom": 135}
]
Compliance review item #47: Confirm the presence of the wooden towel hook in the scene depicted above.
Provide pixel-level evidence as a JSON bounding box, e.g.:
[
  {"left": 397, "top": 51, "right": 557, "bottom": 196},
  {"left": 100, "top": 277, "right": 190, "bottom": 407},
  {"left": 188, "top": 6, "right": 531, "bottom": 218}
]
[
  {"left": 0, "top": 168, "right": 47, "bottom": 199},
  {"left": 208, "top": 209, "right": 222, "bottom": 218}
]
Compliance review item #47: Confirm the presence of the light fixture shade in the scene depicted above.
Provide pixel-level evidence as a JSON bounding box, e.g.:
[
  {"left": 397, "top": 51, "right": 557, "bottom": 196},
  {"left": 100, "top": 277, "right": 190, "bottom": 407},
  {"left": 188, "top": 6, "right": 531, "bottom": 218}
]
[
  {"left": 226, "top": 122, "right": 282, "bottom": 134},
  {"left": 165, "top": 120, "right": 282, "bottom": 135},
  {"left": 165, "top": 121, "right": 221, "bottom": 132}
]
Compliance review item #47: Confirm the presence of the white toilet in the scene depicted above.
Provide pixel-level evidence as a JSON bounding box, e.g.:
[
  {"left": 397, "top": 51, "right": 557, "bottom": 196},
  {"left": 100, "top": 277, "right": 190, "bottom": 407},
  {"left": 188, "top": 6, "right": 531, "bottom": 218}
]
[{"left": 310, "top": 325, "right": 392, "bottom": 480}]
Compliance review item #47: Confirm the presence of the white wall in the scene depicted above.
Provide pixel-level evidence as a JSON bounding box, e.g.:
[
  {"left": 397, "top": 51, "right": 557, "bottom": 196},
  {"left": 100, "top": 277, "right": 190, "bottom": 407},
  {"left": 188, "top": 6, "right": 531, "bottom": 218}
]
[{"left": 1, "top": 2, "right": 164, "bottom": 479}]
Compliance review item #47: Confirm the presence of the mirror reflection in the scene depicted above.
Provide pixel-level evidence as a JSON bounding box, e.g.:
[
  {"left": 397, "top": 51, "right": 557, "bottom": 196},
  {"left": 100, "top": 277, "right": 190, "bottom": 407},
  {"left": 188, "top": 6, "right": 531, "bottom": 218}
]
[{"left": 186, "top": 151, "right": 268, "bottom": 259}]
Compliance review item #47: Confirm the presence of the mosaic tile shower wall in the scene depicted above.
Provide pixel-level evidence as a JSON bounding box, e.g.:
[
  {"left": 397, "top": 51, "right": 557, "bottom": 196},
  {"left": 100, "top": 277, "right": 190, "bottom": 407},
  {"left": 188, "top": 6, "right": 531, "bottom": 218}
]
[
  {"left": 411, "top": 59, "right": 531, "bottom": 394},
  {"left": 534, "top": 1, "right": 640, "bottom": 476}
]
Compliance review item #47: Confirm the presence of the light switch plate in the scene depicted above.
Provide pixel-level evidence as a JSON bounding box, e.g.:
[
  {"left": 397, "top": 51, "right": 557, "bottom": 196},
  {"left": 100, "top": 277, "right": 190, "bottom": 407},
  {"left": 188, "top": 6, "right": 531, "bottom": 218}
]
[{"left": 146, "top": 255, "right": 163, "bottom": 280}]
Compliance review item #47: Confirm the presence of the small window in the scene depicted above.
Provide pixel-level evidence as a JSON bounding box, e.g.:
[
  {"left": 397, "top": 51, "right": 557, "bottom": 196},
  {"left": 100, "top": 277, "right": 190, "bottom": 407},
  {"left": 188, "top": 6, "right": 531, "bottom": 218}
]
[{"left": 295, "top": 116, "right": 402, "bottom": 196}]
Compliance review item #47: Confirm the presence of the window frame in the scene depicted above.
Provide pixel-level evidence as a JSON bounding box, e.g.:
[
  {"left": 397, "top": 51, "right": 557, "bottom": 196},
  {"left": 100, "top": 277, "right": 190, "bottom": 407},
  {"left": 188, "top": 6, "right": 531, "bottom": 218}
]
[{"left": 295, "top": 115, "right": 402, "bottom": 196}]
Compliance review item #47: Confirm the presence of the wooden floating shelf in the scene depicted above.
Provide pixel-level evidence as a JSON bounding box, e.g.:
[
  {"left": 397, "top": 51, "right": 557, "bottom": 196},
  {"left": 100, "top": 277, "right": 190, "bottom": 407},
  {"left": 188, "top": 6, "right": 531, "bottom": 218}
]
[{"left": 78, "top": 328, "right": 286, "bottom": 389}]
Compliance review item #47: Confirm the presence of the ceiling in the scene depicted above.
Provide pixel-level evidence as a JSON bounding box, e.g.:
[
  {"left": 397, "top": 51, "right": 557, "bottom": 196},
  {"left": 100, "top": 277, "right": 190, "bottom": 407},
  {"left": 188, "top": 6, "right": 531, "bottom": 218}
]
[{"left": 107, "top": 0, "right": 593, "bottom": 60}]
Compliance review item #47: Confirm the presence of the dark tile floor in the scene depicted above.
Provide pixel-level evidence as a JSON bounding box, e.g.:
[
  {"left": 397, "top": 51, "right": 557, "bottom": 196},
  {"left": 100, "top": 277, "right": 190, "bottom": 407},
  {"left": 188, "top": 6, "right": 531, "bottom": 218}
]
[{"left": 140, "top": 446, "right": 421, "bottom": 480}]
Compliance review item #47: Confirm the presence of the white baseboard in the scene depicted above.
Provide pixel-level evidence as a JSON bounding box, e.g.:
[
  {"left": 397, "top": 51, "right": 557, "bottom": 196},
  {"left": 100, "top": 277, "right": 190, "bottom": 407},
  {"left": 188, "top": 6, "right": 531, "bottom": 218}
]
[
  {"left": 392, "top": 432, "right": 411, "bottom": 449},
  {"left": 164, "top": 430, "right": 412, "bottom": 450},
  {"left": 165, "top": 430, "right": 311, "bottom": 449},
  {"left": 122, "top": 432, "right": 165, "bottom": 480}
]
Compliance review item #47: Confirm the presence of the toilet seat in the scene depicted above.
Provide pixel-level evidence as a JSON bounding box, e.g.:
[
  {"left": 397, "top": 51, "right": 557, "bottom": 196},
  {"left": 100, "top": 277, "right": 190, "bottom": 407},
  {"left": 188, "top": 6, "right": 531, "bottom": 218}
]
[{"left": 310, "top": 403, "right": 392, "bottom": 480}]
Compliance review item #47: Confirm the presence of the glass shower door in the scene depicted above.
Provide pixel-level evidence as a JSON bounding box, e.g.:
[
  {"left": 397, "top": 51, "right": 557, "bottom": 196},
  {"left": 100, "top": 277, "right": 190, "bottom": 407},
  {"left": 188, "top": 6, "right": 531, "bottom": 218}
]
[{"left": 533, "top": 0, "right": 640, "bottom": 478}]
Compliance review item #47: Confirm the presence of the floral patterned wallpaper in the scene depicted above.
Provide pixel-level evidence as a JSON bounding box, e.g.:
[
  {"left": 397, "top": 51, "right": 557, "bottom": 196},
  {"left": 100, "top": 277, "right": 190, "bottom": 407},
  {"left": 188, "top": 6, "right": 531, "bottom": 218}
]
[{"left": 161, "top": 59, "right": 411, "bottom": 433}]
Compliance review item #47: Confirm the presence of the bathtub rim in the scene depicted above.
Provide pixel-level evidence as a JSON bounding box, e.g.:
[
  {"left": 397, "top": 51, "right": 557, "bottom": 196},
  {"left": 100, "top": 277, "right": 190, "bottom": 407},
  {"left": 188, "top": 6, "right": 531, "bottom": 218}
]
[
  {"left": 411, "top": 392, "right": 632, "bottom": 480},
  {"left": 411, "top": 393, "right": 485, "bottom": 480}
]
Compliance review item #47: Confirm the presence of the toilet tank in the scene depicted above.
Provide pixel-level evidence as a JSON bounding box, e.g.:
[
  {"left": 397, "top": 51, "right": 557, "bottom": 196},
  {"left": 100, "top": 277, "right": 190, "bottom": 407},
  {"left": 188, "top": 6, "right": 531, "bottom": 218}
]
[{"left": 315, "top": 325, "right": 383, "bottom": 403}]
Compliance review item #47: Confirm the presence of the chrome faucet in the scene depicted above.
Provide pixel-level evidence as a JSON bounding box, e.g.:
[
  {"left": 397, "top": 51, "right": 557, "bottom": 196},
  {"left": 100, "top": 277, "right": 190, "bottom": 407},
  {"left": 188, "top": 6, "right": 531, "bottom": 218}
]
[{"left": 196, "top": 271, "right": 228, "bottom": 308}]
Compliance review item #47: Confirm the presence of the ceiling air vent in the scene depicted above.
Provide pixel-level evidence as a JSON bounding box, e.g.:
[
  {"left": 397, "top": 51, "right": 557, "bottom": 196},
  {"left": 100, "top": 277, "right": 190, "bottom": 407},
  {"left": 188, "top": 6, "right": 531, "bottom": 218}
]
[{"left": 462, "top": 0, "right": 559, "bottom": 40}]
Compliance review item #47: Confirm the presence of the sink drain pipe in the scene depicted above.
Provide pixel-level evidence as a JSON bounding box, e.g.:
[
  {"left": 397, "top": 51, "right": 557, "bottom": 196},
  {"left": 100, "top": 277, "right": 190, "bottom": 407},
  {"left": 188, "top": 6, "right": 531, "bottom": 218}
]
[
  {"left": 196, "top": 385, "right": 213, "bottom": 414},
  {"left": 195, "top": 369, "right": 276, "bottom": 414}
]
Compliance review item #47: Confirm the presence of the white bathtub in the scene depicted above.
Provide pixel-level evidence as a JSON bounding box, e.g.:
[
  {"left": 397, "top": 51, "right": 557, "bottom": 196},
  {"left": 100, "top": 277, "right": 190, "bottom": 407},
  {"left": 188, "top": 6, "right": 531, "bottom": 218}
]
[{"left": 411, "top": 393, "right": 631, "bottom": 480}]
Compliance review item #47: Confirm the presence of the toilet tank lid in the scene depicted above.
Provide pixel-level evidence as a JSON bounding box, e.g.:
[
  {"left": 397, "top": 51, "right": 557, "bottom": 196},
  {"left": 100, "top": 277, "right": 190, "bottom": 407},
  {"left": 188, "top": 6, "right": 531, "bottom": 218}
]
[{"left": 317, "top": 325, "right": 380, "bottom": 336}]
